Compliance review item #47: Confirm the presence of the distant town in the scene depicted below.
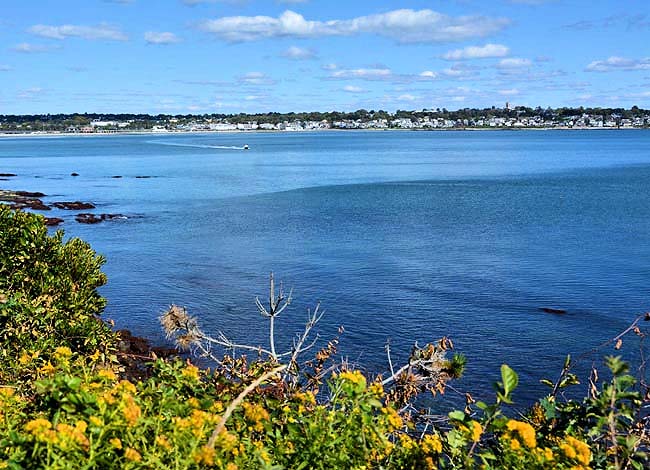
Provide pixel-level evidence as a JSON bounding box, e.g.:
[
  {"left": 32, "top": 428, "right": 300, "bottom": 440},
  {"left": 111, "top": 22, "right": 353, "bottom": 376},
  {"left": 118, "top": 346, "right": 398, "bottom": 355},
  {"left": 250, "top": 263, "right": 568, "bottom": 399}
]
[{"left": 1, "top": 105, "right": 649, "bottom": 135}]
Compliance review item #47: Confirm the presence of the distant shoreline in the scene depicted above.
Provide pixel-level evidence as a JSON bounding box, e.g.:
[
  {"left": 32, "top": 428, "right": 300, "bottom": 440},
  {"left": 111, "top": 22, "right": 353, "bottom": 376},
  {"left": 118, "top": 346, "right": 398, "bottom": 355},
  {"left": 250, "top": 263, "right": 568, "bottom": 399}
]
[{"left": 0, "top": 126, "right": 647, "bottom": 139}]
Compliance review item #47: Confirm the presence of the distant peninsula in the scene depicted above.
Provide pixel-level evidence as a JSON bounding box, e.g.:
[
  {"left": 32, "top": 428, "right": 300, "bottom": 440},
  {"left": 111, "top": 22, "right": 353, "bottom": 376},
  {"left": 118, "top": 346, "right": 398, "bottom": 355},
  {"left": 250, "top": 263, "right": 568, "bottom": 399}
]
[{"left": 1, "top": 105, "right": 649, "bottom": 135}]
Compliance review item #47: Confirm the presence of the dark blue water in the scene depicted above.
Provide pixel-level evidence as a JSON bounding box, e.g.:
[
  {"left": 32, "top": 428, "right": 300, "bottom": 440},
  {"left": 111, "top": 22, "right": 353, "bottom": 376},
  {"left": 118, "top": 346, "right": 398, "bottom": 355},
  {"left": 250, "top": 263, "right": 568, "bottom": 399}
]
[{"left": 1, "top": 130, "right": 649, "bottom": 406}]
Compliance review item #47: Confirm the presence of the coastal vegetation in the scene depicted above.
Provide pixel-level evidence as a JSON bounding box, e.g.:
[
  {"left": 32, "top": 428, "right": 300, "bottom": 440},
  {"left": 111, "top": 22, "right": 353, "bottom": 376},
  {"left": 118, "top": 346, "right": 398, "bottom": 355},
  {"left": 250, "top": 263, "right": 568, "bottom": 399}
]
[
  {"left": 1, "top": 206, "right": 649, "bottom": 469},
  {"left": 1, "top": 105, "right": 649, "bottom": 133}
]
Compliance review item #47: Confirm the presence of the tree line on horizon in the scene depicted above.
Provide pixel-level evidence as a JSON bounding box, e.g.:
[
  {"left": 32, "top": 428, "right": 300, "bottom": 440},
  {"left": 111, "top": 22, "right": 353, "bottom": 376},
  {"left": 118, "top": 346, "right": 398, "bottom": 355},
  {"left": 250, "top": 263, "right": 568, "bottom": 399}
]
[{"left": 1, "top": 105, "right": 649, "bottom": 130}]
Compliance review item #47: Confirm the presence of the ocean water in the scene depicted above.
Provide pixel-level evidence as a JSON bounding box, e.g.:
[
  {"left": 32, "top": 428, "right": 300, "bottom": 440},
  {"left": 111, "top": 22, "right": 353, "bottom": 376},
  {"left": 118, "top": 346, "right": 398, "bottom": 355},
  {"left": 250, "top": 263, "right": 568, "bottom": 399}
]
[{"left": 1, "top": 130, "right": 649, "bottom": 407}]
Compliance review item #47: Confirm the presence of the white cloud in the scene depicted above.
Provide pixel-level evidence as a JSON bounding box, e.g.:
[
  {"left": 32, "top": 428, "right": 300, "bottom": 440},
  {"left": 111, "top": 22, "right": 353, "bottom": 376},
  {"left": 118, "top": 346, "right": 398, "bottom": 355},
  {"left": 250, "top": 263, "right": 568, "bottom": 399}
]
[
  {"left": 586, "top": 56, "right": 650, "bottom": 72},
  {"left": 497, "top": 58, "right": 532, "bottom": 68},
  {"left": 238, "top": 72, "right": 276, "bottom": 85},
  {"left": 28, "top": 24, "right": 128, "bottom": 41},
  {"left": 397, "top": 94, "right": 417, "bottom": 102},
  {"left": 11, "top": 43, "right": 57, "bottom": 53},
  {"left": 282, "top": 45, "right": 316, "bottom": 60},
  {"left": 144, "top": 31, "right": 180, "bottom": 44},
  {"left": 199, "top": 9, "right": 510, "bottom": 43},
  {"left": 342, "top": 85, "right": 365, "bottom": 93},
  {"left": 443, "top": 43, "right": 509, "bottom": 60},
  {"left": 321, "top": 63, "right": 338, "bottom": 70},
  {"left": 498, "top": 88, "right": 520, "bottom": 95},
  {"left": 330, "top": 68, "right": 393, "bottom": 80},
  {"left": 419, "top": 70, "right": 439, "bottom": 79}
]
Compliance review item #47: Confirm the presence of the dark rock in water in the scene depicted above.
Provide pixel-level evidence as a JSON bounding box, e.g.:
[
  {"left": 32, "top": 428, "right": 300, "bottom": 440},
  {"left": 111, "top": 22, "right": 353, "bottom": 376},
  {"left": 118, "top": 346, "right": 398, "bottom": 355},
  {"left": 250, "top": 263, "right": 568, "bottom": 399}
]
[
  {"left": 75, "top": 213, "right": 102, "bottom": 224},
  {"left": 44, "top": 217, "right": 64, "bottom": 226},
  {"left": 75, "top": 213, "right": 127, "bottom": 224},
  {"left": 0, "top": 173, "right": 16, "bottom": 177},
  {"left": 71, "top": 172, "right": 79, "bottom": 177},
  {"left": 15, "top": 190, "right": 45, "bottom": 198},
  {"left": 52, "top": 201, "right": 95, "bottom": 210},
  {"left": 539, "top": 307, "right": 567, "bottom": 314},
  {"left": 1, "top": 189, "right": 50, "bottom": 211},
  {"left": 9, "top": 200, "right": 50, "bottom": 211},
  {"left": 135, "top": 175, "right": 152, "bottom": 179},
  {"left": 111, "top": 175, "right": 123, "bottom": 178}
]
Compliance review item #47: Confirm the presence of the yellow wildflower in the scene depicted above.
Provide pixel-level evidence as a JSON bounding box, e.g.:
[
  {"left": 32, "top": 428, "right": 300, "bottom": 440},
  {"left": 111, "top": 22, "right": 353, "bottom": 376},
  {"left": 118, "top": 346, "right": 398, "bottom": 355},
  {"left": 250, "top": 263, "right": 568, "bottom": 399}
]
[
  {"left": 53, "top": 346, "right": 72, "bottom": 361},
  {"left": 97, "top": 369, "right": 117, "bottom": 381},
  {"left": 509, "top": 438, "right": 521, "bottom": 451},
  {"left": 124, "top": 448, "right": 141, "bottom": 462},
  {"left": 90, "top": 350, "right": 102, "bottom": 362},
  {"left": 226, "top": 464, "right": 238, "bottom": 470},
  {"left": 156, "top": 435, "right": 172, "bottom": 451},
  {"left": 382, "top": 407, "right": 403, "bottom": 431},
  {"left": 369, "top": 381, "right": 384, "bottom": 397},
  {"left": 421, "top": 433, "right": 443, "bottom": 454},
  {"left": 110, "top": 438, "right": 123, "bottom": 449},
  {"left": 469, "top": 421, "right": 483, "bottom": 442},
  {"left": 38, "top": 362, "right": 56, "bottom": 376},
  {"left": 243, "top": 402, "right": 270, "bottom": 432},
  {"left": 182, "top": 364, "right": 200, "bottom": 381},
  {"left": 193, "top": 445, "right": 215, "bottom": 466},
  {"left": 89, "top": 416, "right": 103, "bottom": 427},
  {"left": 561, "top": 436, "right": 591, "bottom": 466},
  {"left": 399, "top": 434, "right": 417, "bottom": 451},
  {"left": 338, "top": 370, "right": 367, "bottom": 389},
  {"left": 506, "top": 419, "right": 537, "bottom": 448},
  {"left": 25, "top": 418, "right": 58, "bottom": 444},
  {"left": 19, "top": 352, "right": 31, "bottom": 365},
  {"left": 187, "top": 397, "right": 200, "bottom": 409},
  {"left": 121, "top": 394, "right": 141, "bottom": 426},
  {"left": 116, "top": 380, "right": 136, "bottom": 394},
  {"left": 55, "top": 422, "right": 89, "bottom": 450}
]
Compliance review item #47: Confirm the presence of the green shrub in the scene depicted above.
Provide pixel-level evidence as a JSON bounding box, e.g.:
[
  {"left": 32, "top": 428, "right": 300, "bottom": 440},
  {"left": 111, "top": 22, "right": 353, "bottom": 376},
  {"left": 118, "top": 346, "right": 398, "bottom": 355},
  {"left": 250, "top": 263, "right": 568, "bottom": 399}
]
[{"left": 0, "top": 206, "right": 116, "bottom": 384}]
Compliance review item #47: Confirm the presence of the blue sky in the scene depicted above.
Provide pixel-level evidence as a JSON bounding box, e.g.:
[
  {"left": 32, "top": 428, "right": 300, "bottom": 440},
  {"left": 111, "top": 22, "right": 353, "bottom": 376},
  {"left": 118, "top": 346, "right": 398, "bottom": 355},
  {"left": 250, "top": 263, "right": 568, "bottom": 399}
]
[{"left": 1, "top": 0, "right": 649, "bottom": 114}]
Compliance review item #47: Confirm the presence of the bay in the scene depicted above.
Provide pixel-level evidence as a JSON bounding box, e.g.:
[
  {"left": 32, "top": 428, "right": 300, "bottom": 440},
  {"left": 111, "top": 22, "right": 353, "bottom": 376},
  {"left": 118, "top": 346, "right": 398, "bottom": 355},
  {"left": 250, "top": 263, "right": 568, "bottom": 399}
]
[{"left": 2, "top": 129, "right": 649, "bottom": 406}]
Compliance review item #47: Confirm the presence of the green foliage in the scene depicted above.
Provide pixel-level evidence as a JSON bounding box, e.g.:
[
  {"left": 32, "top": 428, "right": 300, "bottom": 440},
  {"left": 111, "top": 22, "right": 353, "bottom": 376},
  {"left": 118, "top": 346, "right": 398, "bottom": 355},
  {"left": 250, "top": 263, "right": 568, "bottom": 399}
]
[
  {"left": 0, "top": 206, "right": 116, "bottom": 384},
  {"left": 0, "top": 207, "right": 649, "bottom": 469}
]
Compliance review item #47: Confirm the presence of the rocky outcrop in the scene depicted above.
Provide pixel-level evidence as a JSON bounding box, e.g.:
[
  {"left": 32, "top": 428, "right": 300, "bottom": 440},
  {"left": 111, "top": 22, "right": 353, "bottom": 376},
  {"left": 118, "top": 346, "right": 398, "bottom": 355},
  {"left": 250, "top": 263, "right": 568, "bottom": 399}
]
[{"left": 52, "top": 201, "right": 96, "bottom": 210}]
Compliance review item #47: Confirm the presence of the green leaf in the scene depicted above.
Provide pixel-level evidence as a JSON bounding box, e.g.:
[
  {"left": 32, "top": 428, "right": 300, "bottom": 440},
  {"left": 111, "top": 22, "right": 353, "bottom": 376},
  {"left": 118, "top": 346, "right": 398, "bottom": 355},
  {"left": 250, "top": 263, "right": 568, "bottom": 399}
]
[
  {"left": 448, "top": 410, "right": 466, "bottom": 421},
  {"left": 500, "top": 364, "right": 518, "bottom": 396}
]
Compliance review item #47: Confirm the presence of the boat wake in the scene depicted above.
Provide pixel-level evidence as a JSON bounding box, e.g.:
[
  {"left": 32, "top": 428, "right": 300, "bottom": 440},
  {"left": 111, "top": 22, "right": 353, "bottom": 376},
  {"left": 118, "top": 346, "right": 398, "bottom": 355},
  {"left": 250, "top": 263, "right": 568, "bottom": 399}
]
[{"left": 146, "top": 140, "right": 247, "bottom": 150}]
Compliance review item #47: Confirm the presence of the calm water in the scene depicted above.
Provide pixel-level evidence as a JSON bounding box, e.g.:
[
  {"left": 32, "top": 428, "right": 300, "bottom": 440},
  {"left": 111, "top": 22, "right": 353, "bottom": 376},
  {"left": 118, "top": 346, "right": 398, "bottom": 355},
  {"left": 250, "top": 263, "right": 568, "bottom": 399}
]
[{"left": 1, "top": 130, "right": 649, "bottom": 406}]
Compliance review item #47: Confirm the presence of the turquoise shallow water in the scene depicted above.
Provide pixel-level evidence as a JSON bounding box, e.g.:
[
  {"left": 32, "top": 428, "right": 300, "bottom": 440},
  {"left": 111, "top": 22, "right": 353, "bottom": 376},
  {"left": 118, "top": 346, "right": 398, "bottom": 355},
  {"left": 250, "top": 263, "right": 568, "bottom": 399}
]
[{"left": 1, "top": 130, "right": 649, "bottom": 406}]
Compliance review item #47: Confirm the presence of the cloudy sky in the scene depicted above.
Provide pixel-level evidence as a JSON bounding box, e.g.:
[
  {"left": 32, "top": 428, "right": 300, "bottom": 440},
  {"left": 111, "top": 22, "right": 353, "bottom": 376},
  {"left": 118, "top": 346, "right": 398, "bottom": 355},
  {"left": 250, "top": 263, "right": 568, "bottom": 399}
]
[{"left": 1, "top": 0, "right": 649, "bottom": 114}]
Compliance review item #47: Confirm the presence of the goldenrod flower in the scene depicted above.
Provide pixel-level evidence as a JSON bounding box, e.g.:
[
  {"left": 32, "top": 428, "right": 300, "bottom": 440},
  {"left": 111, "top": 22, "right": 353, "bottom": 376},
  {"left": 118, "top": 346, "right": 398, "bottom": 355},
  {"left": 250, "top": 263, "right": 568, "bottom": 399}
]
[
  {"left": 382, "top": 407, "right": 403, "bottom": 431},
  {"left": 121, "top": 394, "right": 142, "bottom": 426},
  {"left": 25, "top": 418, "right": 58, "bottom": 444},
  {"left": 89, "top": 416, "right": 103, "bottom": 427},
  {"left": 182, "top": 364, "right": 200, "bottom": 381},
  {"left": 97, "top": 369, "right": 117, "bottom": 382},
  {"left": 561, "top": 436, "right": 591, "bottom": 465},
  {"left": 192, "top": 445, "right": 215, "bottom": 466},
  {"left": 421, "top": 433, "right": 443, "bottom": 454},
  {"left": 53, "top": 346, "right": 72, "bottom": 362},
  {"left": 469, "top": 421, "right": 483, "bottom": 442},
  {"left": 110, "top": 438, "right": 122, "bottom": 450},
  {"left": 338, "top": 370, "right": 367, "bottom": 390},
  {"left": 38, "top": 362, "right": 56, "bottom": 376},
  {"left": 124, "top": 447, "right": 141, "bottom": 462},
  {"left": 506, "top": 419, "right": 537, "bottom": 448},
  {"left": 156, "top": 435, "right": 172, "bottom": 451}
]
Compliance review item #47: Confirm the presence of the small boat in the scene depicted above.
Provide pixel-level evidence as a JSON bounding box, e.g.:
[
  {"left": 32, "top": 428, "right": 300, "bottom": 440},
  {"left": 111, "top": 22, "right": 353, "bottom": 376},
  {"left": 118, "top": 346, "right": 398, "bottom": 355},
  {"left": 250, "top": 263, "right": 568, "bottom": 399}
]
[{"left": 243, "top": 144, "right": 249, "bottom": 150}]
